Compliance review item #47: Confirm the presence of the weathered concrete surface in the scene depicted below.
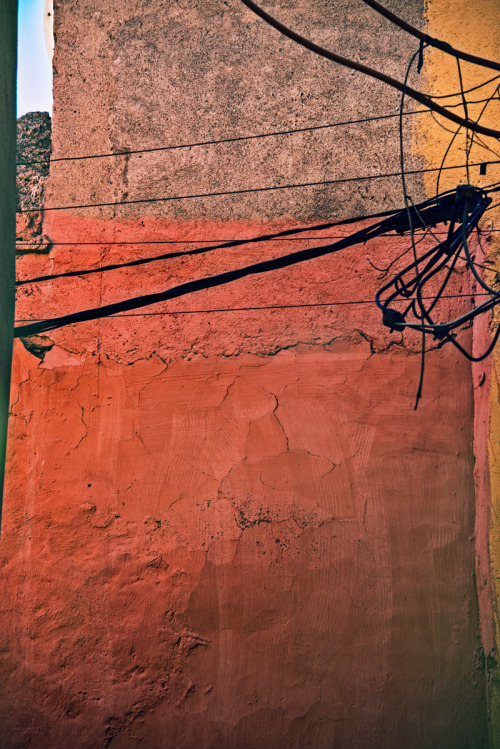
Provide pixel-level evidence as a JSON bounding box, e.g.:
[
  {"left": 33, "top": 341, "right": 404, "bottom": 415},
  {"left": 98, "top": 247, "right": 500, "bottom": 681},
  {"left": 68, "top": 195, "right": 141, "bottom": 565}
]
[
  {"left": 0, "top": 0, "right": 17, "bottom": 520},
  {"left": 47, "top": 0, "right": 426, "bottom": 223},
  {"left": 17, "top": 112, "right": 52, "bottom": 213},
  {"left": 5, "top": 211, "right": 488, "bottom": 747}
]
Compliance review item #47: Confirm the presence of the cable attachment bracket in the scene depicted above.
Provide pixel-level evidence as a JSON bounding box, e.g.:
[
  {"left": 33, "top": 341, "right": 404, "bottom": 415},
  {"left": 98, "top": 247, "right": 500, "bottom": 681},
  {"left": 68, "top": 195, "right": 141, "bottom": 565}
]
[{"left": 382, "top": 308, "right": 406, "bottom": 331}]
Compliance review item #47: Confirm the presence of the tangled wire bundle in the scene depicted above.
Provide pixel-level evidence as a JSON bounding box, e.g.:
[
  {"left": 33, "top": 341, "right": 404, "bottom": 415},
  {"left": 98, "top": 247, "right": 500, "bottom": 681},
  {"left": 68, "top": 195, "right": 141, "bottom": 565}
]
[{"left": 376, "top": 184, "right": 500, "bottom": 362}]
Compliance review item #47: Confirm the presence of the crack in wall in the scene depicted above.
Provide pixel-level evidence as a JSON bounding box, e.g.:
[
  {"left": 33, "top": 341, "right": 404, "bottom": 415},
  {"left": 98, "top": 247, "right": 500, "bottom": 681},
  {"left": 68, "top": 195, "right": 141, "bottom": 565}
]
[{"left": 272, "top": 396, "right": 290, "bottom": 452}]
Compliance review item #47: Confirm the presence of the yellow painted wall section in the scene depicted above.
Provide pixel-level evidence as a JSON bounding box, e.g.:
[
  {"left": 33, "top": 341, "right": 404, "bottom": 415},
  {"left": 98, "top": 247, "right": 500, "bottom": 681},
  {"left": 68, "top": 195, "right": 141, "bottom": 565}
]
[
  {"left": 420, "top": 0, "right": 500, "bottom": 197},
  {"left": 420, "top": 0, "right": 500, "bottom": 742}
]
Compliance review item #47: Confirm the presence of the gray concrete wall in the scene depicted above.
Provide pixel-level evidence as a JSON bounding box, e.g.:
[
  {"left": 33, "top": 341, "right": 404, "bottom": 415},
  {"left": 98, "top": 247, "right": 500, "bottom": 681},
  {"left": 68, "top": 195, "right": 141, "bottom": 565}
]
[
  {"left": 0, "top": 1, "right": 17, "bottom": 521},
  {"left": 48, "top": 0, "right": 425, "bottom": 223}
]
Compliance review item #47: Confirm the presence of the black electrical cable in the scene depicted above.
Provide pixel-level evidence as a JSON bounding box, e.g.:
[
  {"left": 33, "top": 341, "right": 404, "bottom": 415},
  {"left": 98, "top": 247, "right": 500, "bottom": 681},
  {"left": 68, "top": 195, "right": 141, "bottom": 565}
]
[
  {"left": 375, "top": 186, "right": 500, "bottom": 363},
  {"left": 239, "top": 0, "right": 500, "bottom": 138},
  {"left": 381, "top": 199, "right": 487, "bottom": 321},
  {"left": 17, "top": 192, "right": 472, "bottom": 288},
  {"left": 15, "top": 235, "right": 354, "bottom": 286},
  {"left": 13, "top": 217, "right": 401, "bottom": 337},
  {"left": 359, "top": 0, "right": 500, "bottom": 71},
  {"left": 377, "top": 197, "right": 477, "bottom": 314},
  {"left": 484, "top": 201, "right": 500, "bottom": 213},
  {"left": 20, "top": 193, "right": 479, "bottom": 251},
  {"left": 13, "top": 189, "right": 481, "bottom": 338}
]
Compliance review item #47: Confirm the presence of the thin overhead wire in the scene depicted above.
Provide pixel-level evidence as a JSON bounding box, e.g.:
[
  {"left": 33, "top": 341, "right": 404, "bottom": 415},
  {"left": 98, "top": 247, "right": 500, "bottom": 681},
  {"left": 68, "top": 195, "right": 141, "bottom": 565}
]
[
  {"left": 15, "top": 204, "right": 449, "bottom": 253},
  {"left": 17, "top": 110, "right": 424, "bottom": 166},
  {"left": 17, "top": 96, "right": 499, "bottom": 167},
  {"left": 13, "top": 291, "right": 486, "bottom": 324},
  {"left": 14, "top": 229, "right": 446, "bottom": 287},
  {"left": 15, "top": 225, "right": 500, "bottom": 252},
  {"left": 12, "top": 233, "right": 442, "bottom": 250},
  {"left": 17, "top": 159, "right": 500, "bottom": 214}
]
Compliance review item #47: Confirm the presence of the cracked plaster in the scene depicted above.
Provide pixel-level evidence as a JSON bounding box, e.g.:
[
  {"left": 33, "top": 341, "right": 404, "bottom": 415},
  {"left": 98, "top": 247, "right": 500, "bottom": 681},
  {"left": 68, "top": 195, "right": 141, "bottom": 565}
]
[{"left": 0, "top": 330, "right": 487, "bottom": 748}]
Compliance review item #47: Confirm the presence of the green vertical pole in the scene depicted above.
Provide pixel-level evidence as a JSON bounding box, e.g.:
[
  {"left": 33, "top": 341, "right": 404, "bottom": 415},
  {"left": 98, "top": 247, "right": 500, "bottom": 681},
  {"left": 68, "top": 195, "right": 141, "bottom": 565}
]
[{"left": 0, "top": 0, "right": 17, "bottom": 530}]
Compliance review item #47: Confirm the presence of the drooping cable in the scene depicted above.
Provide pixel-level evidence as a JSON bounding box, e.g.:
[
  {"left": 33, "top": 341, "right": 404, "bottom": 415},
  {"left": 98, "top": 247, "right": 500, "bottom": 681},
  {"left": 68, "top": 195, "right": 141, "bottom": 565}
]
[
  {"left": 238, "top": 0, "right": 500, "bottom": 138},
  {"left": 358, "top": 0, "right": 500, "bottom": 71}
]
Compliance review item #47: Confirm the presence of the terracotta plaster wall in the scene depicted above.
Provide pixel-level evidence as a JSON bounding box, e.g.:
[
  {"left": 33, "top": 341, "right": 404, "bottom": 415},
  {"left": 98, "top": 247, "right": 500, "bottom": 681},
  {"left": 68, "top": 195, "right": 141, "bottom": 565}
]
[
  {"left": 3, "top": 213, "right": 490, "bottom": 747},
  {"left": 0, "top": 0, "right": 492, "bottom": 746}
]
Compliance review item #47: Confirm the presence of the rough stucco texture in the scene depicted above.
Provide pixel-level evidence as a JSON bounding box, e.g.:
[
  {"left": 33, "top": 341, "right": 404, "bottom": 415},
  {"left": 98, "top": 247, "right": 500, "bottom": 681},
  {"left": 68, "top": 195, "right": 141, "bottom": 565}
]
[
  {"left": 419, "top": 0, "right": 500, "bottom": 737},
  {"left": 16, "top": 113, "right": 52, "bottom": 214},
  {"left": 0, "top": 334, "right": 488, "bottom": 749}
]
